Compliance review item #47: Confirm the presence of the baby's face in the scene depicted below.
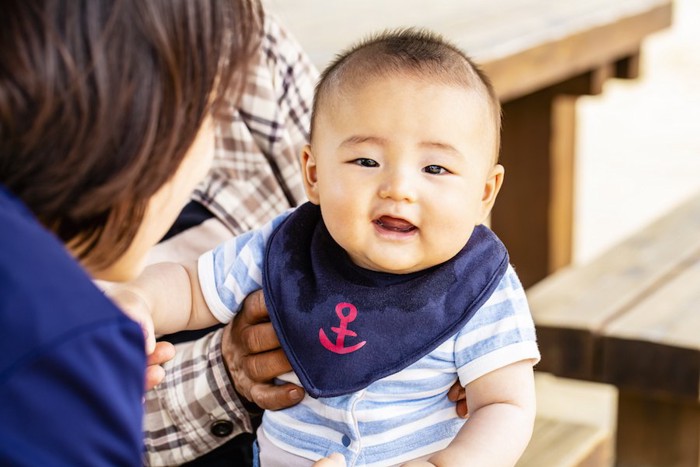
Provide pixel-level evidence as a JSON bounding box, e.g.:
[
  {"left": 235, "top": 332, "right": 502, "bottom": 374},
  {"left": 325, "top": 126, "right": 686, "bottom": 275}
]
[{"left": 303, "top": 74, "right": 501, "bottom": 274}]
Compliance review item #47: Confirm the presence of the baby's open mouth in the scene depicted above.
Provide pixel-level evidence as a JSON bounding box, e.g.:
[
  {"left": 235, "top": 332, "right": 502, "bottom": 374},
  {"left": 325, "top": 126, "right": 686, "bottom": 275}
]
[{"left": 374, "top": 216, "right": 416, "bottom": 233}]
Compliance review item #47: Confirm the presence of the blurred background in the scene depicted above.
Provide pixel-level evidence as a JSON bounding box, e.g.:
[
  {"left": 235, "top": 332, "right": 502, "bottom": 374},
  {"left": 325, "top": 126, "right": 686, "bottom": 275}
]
[
  {"left": 574, "top": 0, "right": 700, "bottom": 264},
  {"left": 269, "top": 0, "right": 699, "bottom": 268}
]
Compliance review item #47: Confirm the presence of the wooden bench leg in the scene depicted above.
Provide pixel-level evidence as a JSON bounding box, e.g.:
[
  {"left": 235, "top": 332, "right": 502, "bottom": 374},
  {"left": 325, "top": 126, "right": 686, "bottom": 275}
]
[
  {"left": 494, "top": 69, "right": 615, "bottom": 288},
  {"left": 616, "top": 390, "right": 700, "bottom": 466}
]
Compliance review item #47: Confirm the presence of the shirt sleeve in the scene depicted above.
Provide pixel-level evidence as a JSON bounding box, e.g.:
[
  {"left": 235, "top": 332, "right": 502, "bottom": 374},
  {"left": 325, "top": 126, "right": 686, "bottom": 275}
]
[
  {"left": 198, "top": 210, "right": 292, "bottom": 323},
  {"left": 454, "top": 265, "right": 541, "bottom": 386}
]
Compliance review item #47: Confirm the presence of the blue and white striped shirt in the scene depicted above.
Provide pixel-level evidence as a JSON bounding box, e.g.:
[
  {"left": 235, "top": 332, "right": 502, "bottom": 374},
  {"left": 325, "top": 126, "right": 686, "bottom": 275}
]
[{"left": 199, "top": 210, "right": 540, "bottom": 466}]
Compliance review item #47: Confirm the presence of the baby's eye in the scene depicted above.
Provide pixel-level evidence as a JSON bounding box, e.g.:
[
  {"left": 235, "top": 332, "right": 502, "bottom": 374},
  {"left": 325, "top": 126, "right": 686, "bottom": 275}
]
[
  {"left": 352, "top": 158, "right": 379, "bottom": 168},
  {"left": 423, "top": 164, "right": 450, "bottom": 175}
]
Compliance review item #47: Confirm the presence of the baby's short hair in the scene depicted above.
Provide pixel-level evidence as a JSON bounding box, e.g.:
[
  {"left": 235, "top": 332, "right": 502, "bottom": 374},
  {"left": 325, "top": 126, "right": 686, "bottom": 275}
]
[{"left": 310, "top": 28, "right": 501, "bottom": 156}]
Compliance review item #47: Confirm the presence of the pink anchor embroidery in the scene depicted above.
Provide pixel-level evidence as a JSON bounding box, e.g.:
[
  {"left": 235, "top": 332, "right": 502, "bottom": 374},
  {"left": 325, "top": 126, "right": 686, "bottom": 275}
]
[{"left": 319, "top": 302, "right": 366, "bottom": 354}]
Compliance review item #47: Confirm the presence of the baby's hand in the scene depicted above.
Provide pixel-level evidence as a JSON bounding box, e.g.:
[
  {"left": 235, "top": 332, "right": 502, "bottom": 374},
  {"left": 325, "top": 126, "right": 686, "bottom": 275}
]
[
  {"left": 145, "top": 341, "right": 175, "bottom": 390},
  {"left": 313, "top": 453, "right": 346, "bottom": 467},
  {"left": 105, "top": 286, "right": 157, "bottom": 355}
]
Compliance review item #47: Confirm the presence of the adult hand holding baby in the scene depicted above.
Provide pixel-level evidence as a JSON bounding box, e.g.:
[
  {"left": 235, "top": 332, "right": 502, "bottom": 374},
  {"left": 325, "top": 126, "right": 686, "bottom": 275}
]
[{"left": 222, "top": 290, "right": 306, "bottom": 409}]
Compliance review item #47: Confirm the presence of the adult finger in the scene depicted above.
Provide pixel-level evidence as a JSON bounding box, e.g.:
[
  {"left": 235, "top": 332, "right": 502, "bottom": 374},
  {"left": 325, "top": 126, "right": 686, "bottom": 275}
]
[
  {"left": 455, "top": 399, "right": 469, "bottom": 418},
  {"left": 249, "top": 381, "right": 305, "bottom": 411},
  {"left": 240, "top": 320, "right": 280, "bottom": 354},
  {"left": 447, "top": 380, "right": 463, "bottom": 401},
  {"left": 243, "top": 348, "right": 293, "bottom": 382},
  {"left": 238, "top": 290, "right": 269, "bottom": 325},
  {"left": 447, "top": 380, "right": 468, "bottom": 418}
]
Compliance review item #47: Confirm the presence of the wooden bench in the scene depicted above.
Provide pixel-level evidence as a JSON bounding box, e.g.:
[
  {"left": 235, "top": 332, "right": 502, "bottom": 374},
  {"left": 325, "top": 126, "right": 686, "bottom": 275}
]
[
  {"left": 528, "top": 191, "right": 700, "bottom": 466},
  {"left": 518, "top": 373, "right": 617, "bottom": 467}
]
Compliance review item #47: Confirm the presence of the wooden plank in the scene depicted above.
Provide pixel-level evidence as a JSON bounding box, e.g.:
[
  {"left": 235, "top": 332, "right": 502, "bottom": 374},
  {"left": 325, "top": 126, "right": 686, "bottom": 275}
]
[
  {"left": 480, "top": 1, "right": 672, "bottom": 101},
  {"left": 529, "top": 194, "right": 700, "bottom": 377},
  {"left": 615, "top": 390, "right": 700, "bottom": 467},
  {"left": 603, "top": 338, "right": 700, "bottom": 400},
  {"left": 601, "top": 251, "right": 700, "bottom": 399},
  {"left": 528, "top": 191, "right": 700, "bottom": 344},
  {"left": 533, "top": 373, "right": 617, "bottom": 431},
  {"left": 267, "top": 0, "right": 673, "bottom": 101},
  {"left": 604, "top": 252, "right": 700, "bottom": 351},
  {"left": 518, "top": 418, "right": 610, "bottom": 467},
  {"left": 518, "top": 373, "right": 616, "bottom": 466},
  {"left": 534, "top": 327, "right": 600, "bottom": 380},
  {"left": 605, "top": 270, "right": 700, "bottom": 467}
]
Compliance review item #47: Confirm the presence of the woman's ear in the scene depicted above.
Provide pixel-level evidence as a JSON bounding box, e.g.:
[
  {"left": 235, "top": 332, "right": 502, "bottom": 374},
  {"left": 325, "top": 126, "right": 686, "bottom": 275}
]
[
  {"left": 301, "top": 145, "right": 320, "bottom": 204},
  {"left": 479, "top": 164, "right": 505, "bottom": 222}
]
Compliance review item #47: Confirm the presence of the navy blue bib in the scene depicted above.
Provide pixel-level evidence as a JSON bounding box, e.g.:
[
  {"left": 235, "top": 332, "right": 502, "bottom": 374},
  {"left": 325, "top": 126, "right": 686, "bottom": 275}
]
[{"left": 262, "top": 202, "right": 509, "bottom": 398}]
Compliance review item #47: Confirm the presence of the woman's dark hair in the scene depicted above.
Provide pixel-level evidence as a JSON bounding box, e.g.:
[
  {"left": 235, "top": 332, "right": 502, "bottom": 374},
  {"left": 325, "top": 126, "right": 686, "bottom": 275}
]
[{"left": 0, "top": 0, "right": 263, "bottom": 268}]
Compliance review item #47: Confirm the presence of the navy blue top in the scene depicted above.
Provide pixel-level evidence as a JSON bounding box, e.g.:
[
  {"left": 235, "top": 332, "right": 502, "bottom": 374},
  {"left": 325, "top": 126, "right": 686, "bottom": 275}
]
[{"left": 0, "top": 185, "right": 146, "bottom": 465}]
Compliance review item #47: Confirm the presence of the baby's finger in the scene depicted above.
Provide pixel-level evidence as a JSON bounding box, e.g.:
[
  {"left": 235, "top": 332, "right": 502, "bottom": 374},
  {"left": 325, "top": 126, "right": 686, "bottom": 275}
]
[
  {"left": 145, "top": 364, "right": 166, "bottom": 391},
  {"left": 313, "top": 452, "right": 346, "bottom": 467},
  {"left": 148, "top": 341, "right": 176, "bottom": 366}
]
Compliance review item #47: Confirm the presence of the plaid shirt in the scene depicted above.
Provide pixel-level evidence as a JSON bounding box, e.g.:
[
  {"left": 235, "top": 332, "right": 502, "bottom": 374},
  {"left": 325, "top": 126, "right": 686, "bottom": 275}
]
[{"left": 143, "top": 14, "right": 317, "bottom": 465}]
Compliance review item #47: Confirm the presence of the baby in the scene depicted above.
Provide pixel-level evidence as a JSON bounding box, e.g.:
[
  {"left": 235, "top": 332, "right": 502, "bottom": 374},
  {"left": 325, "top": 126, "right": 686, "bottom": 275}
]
[{"left": 117, "top": 28, "right": 540, "bottom": 467}]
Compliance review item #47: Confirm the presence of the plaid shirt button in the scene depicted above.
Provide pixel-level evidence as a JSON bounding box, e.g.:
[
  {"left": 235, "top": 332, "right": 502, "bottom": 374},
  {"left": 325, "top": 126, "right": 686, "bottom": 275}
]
[{"left": 210, "top": 419, "right": 234, "bottom": 437}]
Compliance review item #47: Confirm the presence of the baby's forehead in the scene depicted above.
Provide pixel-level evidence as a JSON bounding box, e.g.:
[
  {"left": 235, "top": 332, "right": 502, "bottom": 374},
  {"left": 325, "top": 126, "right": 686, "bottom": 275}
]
[
  {"left": 312, "top": 73, "right": 500, "bottom": 162},
  {"left": 322, "top": 72, "right": 498, "bottom": 134},
  {"left": 318, "top": 77, "right": 499, "bottom": 162},
  {"left": 324, "top": 49, "right": 495, "bottom": 104},
  {"left": 309, "top": 30, "right": 501, "bottom": 149},
  {"left": 325, "top": 68, "right": 490, "bottom": 106},
  {"left": 326, "top": 56, "right": 480, "bottom": 92}
]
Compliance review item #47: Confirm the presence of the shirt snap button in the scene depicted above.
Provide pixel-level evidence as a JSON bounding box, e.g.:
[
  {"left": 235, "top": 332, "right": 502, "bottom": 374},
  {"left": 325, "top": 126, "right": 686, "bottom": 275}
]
[
  {"left": 210, "top": 419, "right": 234, "bottom": 437},
  {"left": 341, "top": 434, "right": 351, "bottom": 447}
]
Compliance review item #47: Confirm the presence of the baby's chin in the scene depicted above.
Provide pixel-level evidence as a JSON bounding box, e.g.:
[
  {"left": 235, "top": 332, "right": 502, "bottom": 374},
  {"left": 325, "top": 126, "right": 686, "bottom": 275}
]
[{"left": 352, "top": 256, "right": 439, "bottom": 275}]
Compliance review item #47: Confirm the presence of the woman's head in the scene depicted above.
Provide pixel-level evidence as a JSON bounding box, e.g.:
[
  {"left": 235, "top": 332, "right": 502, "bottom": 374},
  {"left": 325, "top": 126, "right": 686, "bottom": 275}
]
[{"left": 0, "top": 0, "right": 262, "bottom": 279}]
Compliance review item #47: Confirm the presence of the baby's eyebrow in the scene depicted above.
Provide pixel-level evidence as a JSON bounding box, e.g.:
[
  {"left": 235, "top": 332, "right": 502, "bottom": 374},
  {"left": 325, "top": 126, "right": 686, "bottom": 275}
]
[
  {"left": 339, "top": 136, "right": 463, "bottom": 158},
  {"left": 340, "top": 135, "right": 387, "bottom": 147},
  {"left": 419, "top": 141, "right": 461, "bottom": 156}
]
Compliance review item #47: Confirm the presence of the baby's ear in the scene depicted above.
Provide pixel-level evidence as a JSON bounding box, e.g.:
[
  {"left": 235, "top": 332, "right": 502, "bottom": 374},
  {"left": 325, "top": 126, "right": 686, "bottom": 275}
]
[
  {"left": 300, "top": 145, "right": 320, "bottom": 204},
  {"left": 480, "top": 164, "right": 504, "bottom": 222}
]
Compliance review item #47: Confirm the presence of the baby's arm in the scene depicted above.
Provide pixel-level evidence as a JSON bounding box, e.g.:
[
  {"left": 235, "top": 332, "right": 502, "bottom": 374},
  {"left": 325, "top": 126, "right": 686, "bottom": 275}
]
[
  {"left": 109, "top": 210, "right": 293, "bottom": 349},
  {"left": 106, "top": 261, "right": 217, "bottom": 351},
  {"left": 405, "top": 360, "right": 536, "bottom": 467}
]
